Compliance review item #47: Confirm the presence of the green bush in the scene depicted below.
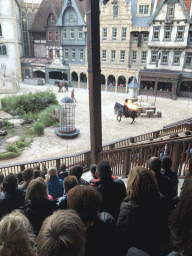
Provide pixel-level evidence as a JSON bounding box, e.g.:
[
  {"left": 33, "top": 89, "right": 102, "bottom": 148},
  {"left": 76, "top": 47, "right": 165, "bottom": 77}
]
[
  {"left": 16, "top": 140, "right": 28, "bottom": 148},
  {"left": 33, "top": 122, "right": 45, "bottom": 136},
  {"left": 1, "top": 90, "right": 58, "bottom": 115},
  {"left": 6, "top": 143, "right": 17, "bottom": 152},
  {"left": 38, "top": 104, "right": 60, "bottom": 127},
  {"left": 0, "top": 151, "right": 20, "bottom": 160}
]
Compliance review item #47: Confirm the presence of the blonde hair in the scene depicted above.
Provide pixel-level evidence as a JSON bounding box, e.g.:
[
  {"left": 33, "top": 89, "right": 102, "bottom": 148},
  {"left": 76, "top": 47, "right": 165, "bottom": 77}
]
[
  {"left": 37, "top": 209, "right": 86, "bottom": 256},
  {"left": 46, "top": 166, "right": 57, "bottom": 182},
  {"left": 126, "top": 166, "right": 160, "bottom": 203},
  {"left": 0, "top": 210, "right": 36, "bottom": 256},
  {"left": 25, "top": 177, "right": 48, "bottom": 203}
]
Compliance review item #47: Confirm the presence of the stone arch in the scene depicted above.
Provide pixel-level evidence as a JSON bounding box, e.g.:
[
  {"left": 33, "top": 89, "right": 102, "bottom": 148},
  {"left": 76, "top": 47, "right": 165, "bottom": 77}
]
[
  {"left": 71, "top": 71, "right": 78, "bottom": 82},
  {"left": 108, "top": 75, "right": 116, "bottom": 86},
  {"left": 101, "top": 74, "right": 105, "bottom": 85},
  {"left": 80, "top": 72, "right": 87, "bottom": 83},
  {"left": 118, "top": 76, "right": 126, "bottom": 87},
  {"left": 25, "top": 69, "right": 30, "bottom": 78},
  {"left": 128, "top": 76, "right": 134, "bottom": 84},
  {"left": 33, "top": 70, "right": 45, "bottom": 78}
]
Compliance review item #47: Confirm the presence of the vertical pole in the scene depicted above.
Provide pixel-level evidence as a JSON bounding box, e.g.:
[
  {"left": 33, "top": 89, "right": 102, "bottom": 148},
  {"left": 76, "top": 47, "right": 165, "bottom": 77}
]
[{"left": 85, "top": 0, "right": 102, "bottom": 164}]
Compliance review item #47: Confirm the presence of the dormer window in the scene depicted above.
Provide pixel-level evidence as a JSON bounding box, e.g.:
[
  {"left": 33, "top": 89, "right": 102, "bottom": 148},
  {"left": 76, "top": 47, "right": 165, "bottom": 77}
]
[
  {"left": 167, "top": 4, "right": 174, "bottom": 19},
  {"left": 139, "top": 5, "right": 149, "bottom": 15},
  {"left": 69, "top": 10, "right": 73, "bottom": 21},
  {"left": 113, "top": 6, "right": 118, "bottom": 18},
  {"left": 51, "top": 15, "right": 55, "bottom": 22}
]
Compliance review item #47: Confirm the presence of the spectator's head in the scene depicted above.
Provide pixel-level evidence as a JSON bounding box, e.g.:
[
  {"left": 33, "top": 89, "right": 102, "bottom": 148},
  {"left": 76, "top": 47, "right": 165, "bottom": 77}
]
[
  {"left": 97, "top": 160, "right": 111, "bottom": 181},
  {"left": 0, "top": 210, "right": 35, "bottom": 256},
  {"left": 161, "top": 156, "right": 172, "bottom": 171},
  {"left": 37, "top": 209, "right": 85, "bottom": 256},
  {"left": 60, "top": 163, "right": 66, "bottom": 172},
  {"left": 69, "top": 165, "right": 83, "bottom": 180},
  {"left": 3, "top": 173, "right": 18, "bottom": 193},
  {"left": 169, "top": 176, "right": 192, "bottom": 254},
  {"left": 48, "top": 166, "right": 57, "bottom": 177},
  {"left": 63, "top": 176, "right": 78, "bottom": 194},
  {"left": 15, "top": 172, "right": 23, "bottom": 184},
  {"left": 126, "top": 166, "right": 160, "bottom": 204},
  {"left": 22, "top": 168, "right": 34, "bottom": 183},
  {"left": 33, "top": 164, "right": 40, "bottom": 171},
  {"left": 0, "top": 173, "right": 4, "bottom": 185},
  {"left": 185, "top": 130, "right": 191, "bottom": 136},
  {"left": 90, "top": 164, "right": 97, "bottom": 179},
  {"left": 148, "top": 157, "right": 161, "bottom": 173},
  {"left": 67, "top": 185, "right": 102, "bottom": 228},
  {"left": 34, "top": 169, "right": 41, "bottom": 179},
  {"left": 25, "top": 177, "right": 48, "bottom": 203}
]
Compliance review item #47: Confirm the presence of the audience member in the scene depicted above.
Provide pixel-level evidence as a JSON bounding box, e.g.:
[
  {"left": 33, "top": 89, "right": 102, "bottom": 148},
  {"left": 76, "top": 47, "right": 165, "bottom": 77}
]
[
  {"left": 58, "top": 175, "right": 78, "bottom": 209},
  {"left": 69, "top": 165, "right": 89, "bottom": 185},
  {"left": 116, "top": 166, "right": 175, "bottom": 256},
  {"left": 89, "top": 164, "right": 98, "bottom": 184},
  {"left": 33, "top": 169, "right": 41, "bottom": 179},
  {"left": 46, "top": 166, "right": 64, "bottom": 199},
  {"left": 15, "top": 171, "right": 24, "bottom": 185},
  {"left": 0, "top": 173, "right": 25, "bottom": 219},
  {"left": 161, "top": 156, "right": 178, "bottom": 198},
  {"left": 37, "top": 209, "right": 86, "bottom": 256},
  {"left": 67, "top": 185, "right": 116, "bottom": 256},
  {"left": 21, "top": 177, "right": 58, "bottom": 235},
  {"left": 94, "top": 160, "right": 126, "bottom": 220},
  {"left": 0, "top": 210, "right": 36, "bottom": 256},
  {"left": 0, "top": 173, "right": 4, "bottom": 197},
  {"left": 58, "top": 163, "right": 68, "bottom": 180},
  {"left": 18, "top": 167, "right": 34, "bottom": 191},
  {"left": 148, "top": 156, "right": 173, "bottom": 198}
]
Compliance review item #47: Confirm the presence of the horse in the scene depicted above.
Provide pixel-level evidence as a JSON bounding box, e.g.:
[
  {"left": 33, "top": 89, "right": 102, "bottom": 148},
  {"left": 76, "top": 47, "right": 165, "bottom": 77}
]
[{"left": 114, "top": 102, "right": 137, "bottom": 124}]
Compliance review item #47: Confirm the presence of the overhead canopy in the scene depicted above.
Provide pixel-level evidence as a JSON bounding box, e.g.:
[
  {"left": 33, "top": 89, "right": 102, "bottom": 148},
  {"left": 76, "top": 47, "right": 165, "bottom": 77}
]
[{"left": 128, "top": 76, "right": 140, "bottom": 88}]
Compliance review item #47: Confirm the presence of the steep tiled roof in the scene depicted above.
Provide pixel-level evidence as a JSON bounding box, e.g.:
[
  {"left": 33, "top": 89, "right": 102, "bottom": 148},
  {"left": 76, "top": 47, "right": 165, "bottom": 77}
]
[
  {"left": 74, "top": 0, "right": 86, "bottom": 19},
  {"left": 157, "top": 0, "right": 191, "bottom": 13},
  {"left": 31, "top": 0, "right": 63, "bottom": 32}
]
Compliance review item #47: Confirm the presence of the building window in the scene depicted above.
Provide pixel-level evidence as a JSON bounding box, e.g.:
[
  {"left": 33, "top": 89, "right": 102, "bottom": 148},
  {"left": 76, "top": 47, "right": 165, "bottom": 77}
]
[
  {"left": 176, "top": 26, "right": 185, "bottom": 40},
  {"left": 132, "top": 51, "right": 137, "bottom": 64},
  {"left": 188, "top": 32, "right": 192, "bottom": 44},
  {"left": 153, "top": 27, "right": 160, "bottom": 40},
  {"left": 0, "top": 45, "right": 7, "bottom": 55},
  {"left": 78, "top": 29, "right": 82, "bottom": 39},
  {"left": 63, "top": 29, "right": 66, "bottom": 39},
  {"left": 167, "top": 4, "right": 174, "bottom": 18},
  {"left": 121, "top": 28, "right": 127, "bottom": 41},
  {"left": 69, "top": 10, "right": 73, "bottom": 21},
  {"left": 49, "top": 49, "right": 53, "bottom": 59},
  {"left": 55, "top": 31, "right": 59, "bottom": 41},
  {"left": 51, "top": 15, "right": 55, "bottom": 22},
  {"left": 133, "top": 33, "right": 138, "bottom": 42},
  {"left": 48, "top": 31, "right": 52, "bottom": 41},
  {"left": 72, "top": 49, "right": 75, "bottom": 61},
  {"left": 102, "top": 28, "right": 107, "bottom": 41},
  {"left": 112, "top": 28, "right": 117, "bottom": 41},
  {"left": 102, "top": 50, "right": 106, "bottom": 62},
  {"left": 111, "top": 50, "right": 116, "bottom": 63},
  {"left": 64, "top": 49, "right": 68, "bottom": 60},
  {"left": 113, "top": 6, "right": 118, "bottom": 18},
  {"left": 141, "top": 51, "right": 147, "bottom": 64},
  {"left": 79, "top": 49, "right": 83, "bottom": 61},
  {"left": 164, "top": 26, "right": 172, "bottom": 40},
  {"left": 70, "top": 29, "right": 74, "bottom": 39},
  {"left": 185, "top": 53, "right": 192, "bottom": 68},
  {"left": 161, "top": 51, "right": 169, "bottom": 65},
  {"left": 151, "top": 51, "right": 158, "bottom": 63},
  {"left": 143, "top": 32, "right": 149, "bottom": 42},
  {"left": 173, "top": 51, "right": 181, "bottom": 65},
  {"left": 0, "top": 25, "right": 2, "bottom": 37},
  {"left": 139, "top": 5, "right": 149, "bottom": 15},
  {"left": 56, "top": 50, "right": 60, "bottom": 58},
  {"left": 120, "top": 50, "right": 125, "bottom": 63}
]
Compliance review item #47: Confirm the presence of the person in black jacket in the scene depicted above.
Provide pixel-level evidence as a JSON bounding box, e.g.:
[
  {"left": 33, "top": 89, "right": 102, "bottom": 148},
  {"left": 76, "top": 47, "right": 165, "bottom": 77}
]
[
  {"left": 68, "top": 165, "right": 89, "bottom": 185},
  {"left": 21, "top": 177, "right": 58, "bottom": 235},
  {"left": 58, "top": 163, "right": 68, "bottom": 180},
  {"left": 116, "top": 166, "right": 175, "bottom": 256}
]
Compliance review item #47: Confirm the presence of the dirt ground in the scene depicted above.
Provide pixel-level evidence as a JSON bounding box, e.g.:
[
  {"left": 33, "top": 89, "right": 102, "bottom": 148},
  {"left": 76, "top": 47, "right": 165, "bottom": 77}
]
[{"left": 0, "top": 83, "right": 192, "bottom": 167}]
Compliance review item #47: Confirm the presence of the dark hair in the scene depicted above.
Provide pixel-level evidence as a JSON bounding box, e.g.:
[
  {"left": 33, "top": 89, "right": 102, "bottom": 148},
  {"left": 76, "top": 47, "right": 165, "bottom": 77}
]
[
  {"left": 67, "top": 185, "right": 102, "bottom": 226},
  {"left": 161, "top": 156, "right": 172, "bottom": 170},
  {"left": 34, "top": 169, "right": 41, "bottom": 179},
  {"left": 0, "top": 173, "right": 4, "bottom": 184},
  {"left": 97, "top": 160, "right": 111, "bottom": 181},
  {"left": 169, "top": 176, "right": 192, "bottom": 254},
  {"left": 60, "top": 163, "right": 66, "bottom": 172},
  {"left": 22, "top": 168, "right": 34, "bottom": 182},
  {"left": 33, "top": 165, "right": 40, "bottom": 171},
  {"left": 16, "top": 172, "right": 24, "bottom": 183},
  {"left": 3, "top": 174, "right": 18, "bottom": 193},
  {"left": 90, "top": 164, "right": 97, "bottom": 177},
  {"left": 69, "top": 165, "right": 83, "bottom": 180},
  {"left": 63, "top": 176, "right": 78, "bottom": 194},
  {"left": 148, "top": 157, "right": 161, "bottom": 173},
  {"left": 185, "top": 130, "right": 191, "bottom": 136}
]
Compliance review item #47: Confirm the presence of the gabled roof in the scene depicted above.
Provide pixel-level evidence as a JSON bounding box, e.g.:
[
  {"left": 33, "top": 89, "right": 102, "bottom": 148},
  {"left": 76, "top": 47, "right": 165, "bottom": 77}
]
[
  {"left": 31, "top": 0, "right": 63, "bottom": 32},
  {"left": 57, "top": 0, "right": 86, "bottom": 26},
  {"left": 149, "top": 0, "right": 191, "bottom": 25}
]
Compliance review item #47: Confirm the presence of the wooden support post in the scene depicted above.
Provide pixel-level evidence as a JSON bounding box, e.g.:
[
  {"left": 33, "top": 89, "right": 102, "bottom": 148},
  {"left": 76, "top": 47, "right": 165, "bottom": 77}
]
[
  {"left": 123, "top": 150, "right": 130, "bottom": 178},
  {"left": 171, "top": 142, "right": 183, "bottom": 175}
]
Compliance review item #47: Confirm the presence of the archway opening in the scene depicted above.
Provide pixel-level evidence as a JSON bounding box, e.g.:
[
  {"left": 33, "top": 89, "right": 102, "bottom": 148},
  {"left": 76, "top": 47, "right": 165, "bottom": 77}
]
[
  {"left": 118, "top": 76, "right": 126, "bottom": 87},
  {"left": 71, "top": 72, "right": 78, "bottom": 82},
  {"left": 49, "top": 71, "right": 67, "bottom": 80},
  {"left": 25, "top": 69, "right": 30, "bottom": 78},
  {"left": 33, "top": 70, "right": 45, "bottom": 78},
  {"left": 101, "top": 74, "right": 105, "bottom": 85},
  {"left": 80, "top": 73, "right": 87, "bottom": 83},
  {"left": 108, "top": 75, "right": 115, "bottom": 86}
]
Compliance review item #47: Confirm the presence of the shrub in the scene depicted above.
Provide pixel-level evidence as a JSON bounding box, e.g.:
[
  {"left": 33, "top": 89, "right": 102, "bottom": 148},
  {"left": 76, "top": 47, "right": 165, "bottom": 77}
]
[
  {"left": 33, "top": 122, "right": 45, "bottom": 136},
  {"left": 38, "top": 104, "right": 60, "bottom": 127},
  {"left": 0, "top": 152, "right": 20, "bottom": 160},
  {"left": 16, "top": 141, "right": 28, "bottom": 148},
  {"left": 6, "top": 143, "right": 17, "bottom": 152}
]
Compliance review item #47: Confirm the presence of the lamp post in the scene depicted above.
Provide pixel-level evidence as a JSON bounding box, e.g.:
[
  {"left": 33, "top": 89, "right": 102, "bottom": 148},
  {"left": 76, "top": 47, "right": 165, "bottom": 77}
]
[{"left": 1, "top": 63, "right": 6, "bottom": 77}]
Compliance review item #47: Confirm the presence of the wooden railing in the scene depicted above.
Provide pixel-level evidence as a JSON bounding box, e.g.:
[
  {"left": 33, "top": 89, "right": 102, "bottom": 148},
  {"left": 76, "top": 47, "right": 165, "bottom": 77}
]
[
  {"left": 163, "top": 118, "right": 192, "bottom": 129},
  {"left": 98, "top": 135, "right": 192, "bottom": 179}
]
